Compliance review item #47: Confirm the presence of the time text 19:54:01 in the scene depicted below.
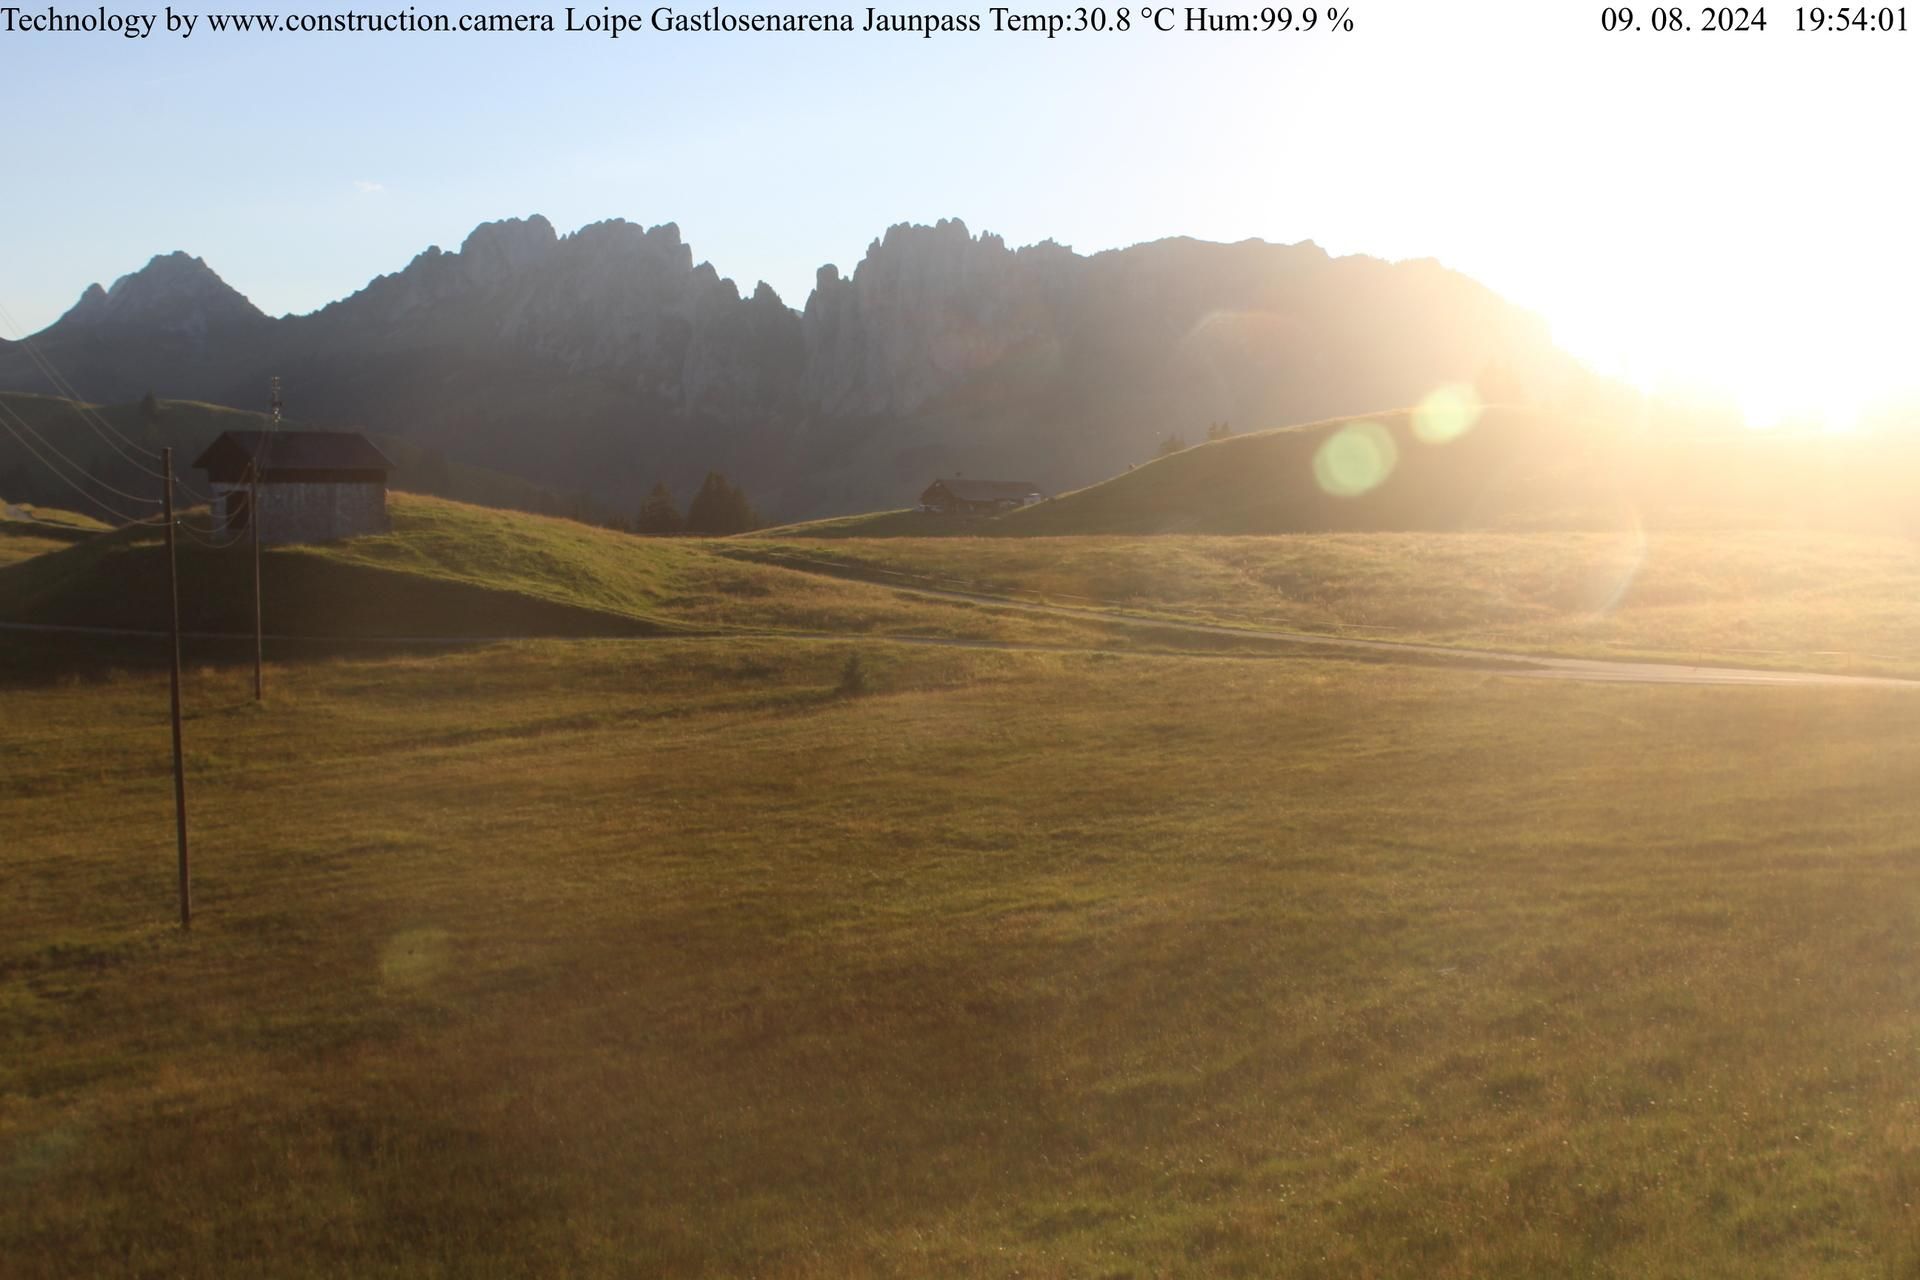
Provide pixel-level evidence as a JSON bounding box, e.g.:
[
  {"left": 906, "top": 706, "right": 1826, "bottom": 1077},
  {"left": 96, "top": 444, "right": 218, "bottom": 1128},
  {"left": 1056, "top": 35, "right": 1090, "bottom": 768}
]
[{"left": 1599, "top": 6, "right": 1907, "bottom": 30}]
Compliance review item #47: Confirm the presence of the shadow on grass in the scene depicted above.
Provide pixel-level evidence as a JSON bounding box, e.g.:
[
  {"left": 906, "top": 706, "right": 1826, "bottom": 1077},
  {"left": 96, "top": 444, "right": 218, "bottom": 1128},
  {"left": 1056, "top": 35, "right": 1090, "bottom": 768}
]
[{"left": 0, "top": 632, "right": 493, "bottom": 690}]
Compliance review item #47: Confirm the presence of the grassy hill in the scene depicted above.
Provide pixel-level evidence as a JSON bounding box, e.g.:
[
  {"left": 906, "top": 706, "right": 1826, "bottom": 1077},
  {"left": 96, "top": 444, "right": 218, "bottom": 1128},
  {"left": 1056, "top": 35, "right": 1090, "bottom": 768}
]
[
  {"left": 0, "top": 392, "right": 565, "bottom": 521},
  {"left": 774, "top": 405, "right": 1920, "bottom": 539},
  {"left": 736, "top": 405, "right": 1920, "bottom": 677},
  {"left": 1011, "top": 406, "right": 1578, "bottom": 536},
  {"left": 0, "top": 492, "right": 1129, "bottom": 648}
]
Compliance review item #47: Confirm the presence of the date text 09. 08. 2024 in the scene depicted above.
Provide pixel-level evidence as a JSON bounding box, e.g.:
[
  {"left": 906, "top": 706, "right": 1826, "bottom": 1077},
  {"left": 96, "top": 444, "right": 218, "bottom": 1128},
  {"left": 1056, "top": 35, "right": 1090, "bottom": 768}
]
[{"left": 1601, "top": 7, "right": 1907, "bottom": 30}]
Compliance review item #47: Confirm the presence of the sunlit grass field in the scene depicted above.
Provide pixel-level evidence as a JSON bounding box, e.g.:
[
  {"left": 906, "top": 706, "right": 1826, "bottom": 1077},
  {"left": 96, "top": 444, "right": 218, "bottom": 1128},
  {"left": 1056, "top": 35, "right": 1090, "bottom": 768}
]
[
  {"left": 740, "top": 529, "right": 1920, "bottom": 676},
  {"left": 0, "top": 504, "right": 105, "bottom": 569},
  {"left": 7, "top": 635, "right": 1920, "bottom": 1276}
]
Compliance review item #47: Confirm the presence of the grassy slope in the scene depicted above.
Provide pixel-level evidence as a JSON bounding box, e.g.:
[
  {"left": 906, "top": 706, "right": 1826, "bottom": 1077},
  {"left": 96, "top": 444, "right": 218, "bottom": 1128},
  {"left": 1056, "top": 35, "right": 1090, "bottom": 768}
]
[
  {"left": 744, "top": 410, "right": 1920, "bottom": 676},
  {"left": 6, "top": 639, "right": 1920, "bottom": 1275},
  {"left": 0, "top": 503, "right": 106, "bottom": 569},
  {"left": 11, "top": 489, "right": 1920, "bottom": 674},
  {"left": 5, "top": 503, "right": 109, "bottom": 532},
  {"left": 0, "top": 492, "right": 1131, "bottom": 648},
  {"left": 739, "top": 528, "right": 1920, "bottom": 676},
  {"left": 774, "top": 407, "right": 1920, "bottom": 540},
  {"left": 767, "top": 408, "right": 1595, "bottom": 538}
]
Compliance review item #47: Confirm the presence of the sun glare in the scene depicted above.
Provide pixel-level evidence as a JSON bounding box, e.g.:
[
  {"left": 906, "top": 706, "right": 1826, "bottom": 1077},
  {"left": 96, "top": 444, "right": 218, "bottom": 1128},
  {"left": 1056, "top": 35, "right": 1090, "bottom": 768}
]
[{"left": 1514, "top": 240, "right": 1915, "bottom": 435}]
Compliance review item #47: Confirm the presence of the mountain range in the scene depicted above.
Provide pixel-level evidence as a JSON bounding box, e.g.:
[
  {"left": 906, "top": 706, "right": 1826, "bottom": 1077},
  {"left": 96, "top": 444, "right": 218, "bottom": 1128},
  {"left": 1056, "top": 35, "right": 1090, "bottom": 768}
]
[{"left": 0, "top": 215, "right": 1588, "bottom": 519}]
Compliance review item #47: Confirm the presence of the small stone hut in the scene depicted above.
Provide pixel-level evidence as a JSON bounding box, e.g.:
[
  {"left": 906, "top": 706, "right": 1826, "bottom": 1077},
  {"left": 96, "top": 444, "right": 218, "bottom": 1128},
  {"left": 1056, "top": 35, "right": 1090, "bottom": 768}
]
[{"left": 193, "top": 430, "right": 393, "bottom": 545}]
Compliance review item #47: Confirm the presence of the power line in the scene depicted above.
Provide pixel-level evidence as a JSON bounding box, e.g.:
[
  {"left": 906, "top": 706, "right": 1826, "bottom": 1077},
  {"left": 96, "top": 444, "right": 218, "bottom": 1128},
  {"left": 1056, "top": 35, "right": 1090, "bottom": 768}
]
[
  {"left": 0, "top": 299, "right": 218, "bottom": 505},
  {"left": 175, "top": 518, "right": 239, "bottom": 540},
  {"left": 0, "top": 398, "right": 164, "bottom": 508},
  {"left": 0, "top": 399, "right": 159, "bottom": 505},
  {"left": 42, "top": 393, "right": 218, "bottom": 505},
  {"left": 55, "top": 393, "right": 174, "bottom": 481},
  {"left": 0, "top": 405, "right": 162, "bottom": 525},
  {"left": 176, "top": 520, "right": 249, "bottom": 551},
  {"left": 0, "top": 297, "right": 165, "bottom": 464}
]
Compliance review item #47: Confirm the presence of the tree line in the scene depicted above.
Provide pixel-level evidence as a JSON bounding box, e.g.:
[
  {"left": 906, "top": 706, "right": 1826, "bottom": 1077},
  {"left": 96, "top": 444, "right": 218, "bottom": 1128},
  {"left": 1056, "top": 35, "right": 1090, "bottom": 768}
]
[
  {"left": 1155, "top": 421, "right": 1233, "bottom": 459},
  {"left": 526, "top": 472, "right": 763, "bottom": 536},
  {"left": 633, "top": 471, "right": 761, "bottom": 535}
]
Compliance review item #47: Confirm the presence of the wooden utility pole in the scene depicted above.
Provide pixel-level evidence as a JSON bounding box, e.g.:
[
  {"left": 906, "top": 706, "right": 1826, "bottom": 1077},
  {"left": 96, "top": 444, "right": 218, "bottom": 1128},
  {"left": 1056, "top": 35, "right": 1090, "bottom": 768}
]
[
  {"left": 253, "top": 376, "right": 279, "bottom": 703},
  {"left": 162, "top": 448, "right": 191, "bottom": 928},
  {"left": 250, "top": 457, "right": 262, "bottom": 702}
]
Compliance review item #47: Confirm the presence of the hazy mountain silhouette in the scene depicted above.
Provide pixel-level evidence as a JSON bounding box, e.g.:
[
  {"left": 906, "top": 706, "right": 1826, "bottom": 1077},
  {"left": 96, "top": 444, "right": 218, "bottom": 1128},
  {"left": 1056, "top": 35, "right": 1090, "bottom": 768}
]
[{"left": 0, "top": 216, "right": 1581, "bottom": 518}]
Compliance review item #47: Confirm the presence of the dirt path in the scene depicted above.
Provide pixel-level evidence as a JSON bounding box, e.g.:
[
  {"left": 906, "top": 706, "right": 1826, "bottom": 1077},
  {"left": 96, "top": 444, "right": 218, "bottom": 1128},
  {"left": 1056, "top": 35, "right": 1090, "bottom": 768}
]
[
  {"left": 5, "top": 575, "right": 1915, "bottom": 690},
  {"left": 729, "top": 552, "right": 1920, "bottom": 690}
]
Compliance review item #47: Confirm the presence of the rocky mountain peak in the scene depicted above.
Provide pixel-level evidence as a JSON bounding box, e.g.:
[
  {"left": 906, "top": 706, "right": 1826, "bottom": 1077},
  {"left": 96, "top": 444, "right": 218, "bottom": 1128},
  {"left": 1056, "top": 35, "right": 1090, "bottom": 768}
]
[
  {"left": 57, "top": 282, "right": 111, "bottom": 326},
  {"left": 803, "top": 216, "right": 1067, "bottom": 415},
  {"left": 457, "top": 215, "right": 559, "bottom": 286},
  {"left": 68, "top": 251, "right": 268, "bottom": 341}
]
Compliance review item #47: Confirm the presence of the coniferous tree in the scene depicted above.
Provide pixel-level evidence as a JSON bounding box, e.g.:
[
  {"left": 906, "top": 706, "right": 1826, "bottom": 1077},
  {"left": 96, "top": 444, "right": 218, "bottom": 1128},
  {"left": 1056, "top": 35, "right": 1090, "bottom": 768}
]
[
  {"left": 685, "top": 472, "right": 760, "bottom": 535},
  {"left": 635, "top": 481, "right": 685, "bottom": 534}
]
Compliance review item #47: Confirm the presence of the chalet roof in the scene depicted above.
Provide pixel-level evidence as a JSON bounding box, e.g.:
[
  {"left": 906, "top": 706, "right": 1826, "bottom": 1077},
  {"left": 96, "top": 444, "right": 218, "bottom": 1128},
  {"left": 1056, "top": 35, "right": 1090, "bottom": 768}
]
[
  {"left": 193, "top": 430, "right": 392, "bottom": 475},
  {"left": 926, "top": 478, "right": 1043, "bottom": 502}
]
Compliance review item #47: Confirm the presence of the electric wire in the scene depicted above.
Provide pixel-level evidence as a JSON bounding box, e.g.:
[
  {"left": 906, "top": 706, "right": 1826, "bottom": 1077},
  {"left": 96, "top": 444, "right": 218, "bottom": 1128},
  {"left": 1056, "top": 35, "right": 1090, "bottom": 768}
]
[
  {"left": 0, "top": 297, "right": 165, "bottom": 463},
  {"left": 0, "top": 377, "right": 218, "bottom": 508},
  {"left": 0, "top": 406, "right": 163, "bottom": 525},
  {"left": 64, "top": 397, "right": 219, "bottom": 505},
  {"left": 0, "top": 399, "right": 164, "bottom": 507},
  {"left": 52, "top": 389, "right": 175, "bottom": 480},
  {"left": 177, "top": 522, "right": 248, "bottom": 551},
  {"left": 177, "top": 411, "right": 275, "bottom": 548},
  {"left": 1, "top": 308, "right": 282, "bottom": 557},
  {"left": 52, "top": 390, "right": 219, "bottom": 505},
  {"left": 0, "top": 298, "right": 218, "bottom": 503}
]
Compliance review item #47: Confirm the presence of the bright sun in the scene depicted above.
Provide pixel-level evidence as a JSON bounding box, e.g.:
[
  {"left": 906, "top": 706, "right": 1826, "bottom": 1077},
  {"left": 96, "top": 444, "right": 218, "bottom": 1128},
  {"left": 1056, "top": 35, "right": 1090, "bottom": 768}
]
[{"left": 1539, "top": 250, "right": 1908, "bottom": 434}]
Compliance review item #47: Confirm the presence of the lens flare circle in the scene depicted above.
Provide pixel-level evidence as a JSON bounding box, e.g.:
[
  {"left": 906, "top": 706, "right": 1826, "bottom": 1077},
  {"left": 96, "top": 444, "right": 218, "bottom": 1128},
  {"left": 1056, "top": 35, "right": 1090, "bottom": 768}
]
[
  {"left": 1313, "top": 421, "right": 1398, "bottom": 497},
  {"left": 1413, "top": 384, "right": 1484, "bottom": 444}
]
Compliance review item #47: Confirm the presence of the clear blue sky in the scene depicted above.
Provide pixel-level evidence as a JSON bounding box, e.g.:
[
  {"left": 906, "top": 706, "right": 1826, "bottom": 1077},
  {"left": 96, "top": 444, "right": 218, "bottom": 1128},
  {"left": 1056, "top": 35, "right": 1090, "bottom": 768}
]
[{"left": 7, "top": 0, "right": 1918, "bottom": 424}]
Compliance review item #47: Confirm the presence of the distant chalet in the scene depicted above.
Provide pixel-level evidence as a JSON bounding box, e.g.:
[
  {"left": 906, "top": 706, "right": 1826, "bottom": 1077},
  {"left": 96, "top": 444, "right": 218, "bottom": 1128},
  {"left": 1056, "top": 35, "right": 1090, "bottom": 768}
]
[
  {"left": 919, "top": 479, "right": 1045, "bottom": 516},
  {"left": 193, "top": 430, "right": 393, "bottom": 545}
]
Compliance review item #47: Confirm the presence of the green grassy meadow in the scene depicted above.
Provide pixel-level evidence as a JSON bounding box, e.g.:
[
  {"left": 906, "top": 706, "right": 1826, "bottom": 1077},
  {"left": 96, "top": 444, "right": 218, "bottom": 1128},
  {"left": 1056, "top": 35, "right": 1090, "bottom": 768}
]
[{"left": 7, "top": 635, "right": 1920, "bottom": 1276}]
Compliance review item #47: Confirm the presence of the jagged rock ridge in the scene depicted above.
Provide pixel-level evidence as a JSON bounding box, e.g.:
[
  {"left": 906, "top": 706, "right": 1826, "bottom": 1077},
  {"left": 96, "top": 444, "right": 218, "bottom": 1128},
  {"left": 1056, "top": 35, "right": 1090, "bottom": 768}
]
[{"left": 0, "top": 216, "right": 1577, "bottom": 519}]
